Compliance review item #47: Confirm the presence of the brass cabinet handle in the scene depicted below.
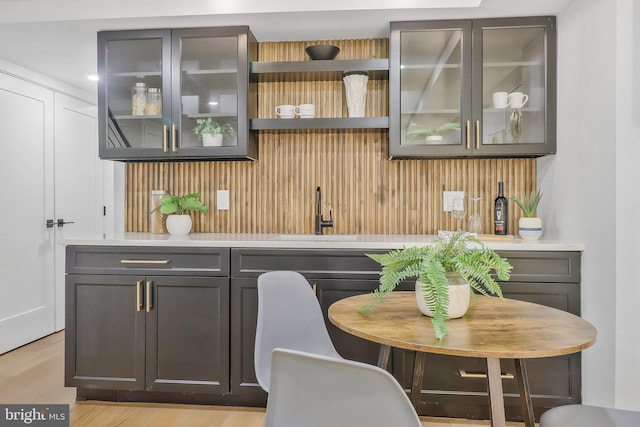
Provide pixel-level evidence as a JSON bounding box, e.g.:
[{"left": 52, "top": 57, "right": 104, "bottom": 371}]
[
  {"left": 465, "top": 120, "right": 471, "bottom": 150},
  {"left": 146, "top": 281, "right": 153, "bottom": 312},
  {"left": 459, "top": 370, "right": 514, "bottom": 380},
  {"left": 171, "top": 125, "right": 178, "bottom": 152},
  {"left": 136, "top": 280, "right": 143, "bottom": 312},
  {"left": 163, "top": 125, "right": 168, "bottom": 153},
  {"left": 312, "top": 283, "right": 317, "bottom": 296},
  {"left": 475, "top": 120, "right": 480, "bottom": 150},
  {"left": 121, "top": 259, "right": 170, "bottom": 265}
]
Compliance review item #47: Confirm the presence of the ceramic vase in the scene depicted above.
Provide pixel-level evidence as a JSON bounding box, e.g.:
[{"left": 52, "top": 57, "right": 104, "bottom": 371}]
[
  {"left": 415, "top": 273, "right": 471, "bottom": 319},
  {"left": 166, "top": 215, "right": 192, "bottom": 235},
  {"left": 202, "top": 133, "right": 223, "bottom": 147},
  {"left": 343, "top": 71, "right": 368, "bottom": 117},
  {"left": 518, "top": 217, "right": 542, "bottom": 240}
]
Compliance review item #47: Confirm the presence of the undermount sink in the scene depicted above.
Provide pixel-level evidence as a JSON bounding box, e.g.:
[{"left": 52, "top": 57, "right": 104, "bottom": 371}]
[{"left": 274, "top": 234, "right": 359, "bottom": 241}]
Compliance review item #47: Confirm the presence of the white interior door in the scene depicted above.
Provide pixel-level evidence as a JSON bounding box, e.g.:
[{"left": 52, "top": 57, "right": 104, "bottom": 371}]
[
  {"left": 53, "top": 93, "right": 102, "bottom": 331},
  {"left": 0, "top": 73, "right": 55, "bottom": 354}
]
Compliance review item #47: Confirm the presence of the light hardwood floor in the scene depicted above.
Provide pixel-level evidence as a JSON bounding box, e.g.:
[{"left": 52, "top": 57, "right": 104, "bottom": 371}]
[{"left": 0, "top": 332, "right": 530, "bottom": 426}]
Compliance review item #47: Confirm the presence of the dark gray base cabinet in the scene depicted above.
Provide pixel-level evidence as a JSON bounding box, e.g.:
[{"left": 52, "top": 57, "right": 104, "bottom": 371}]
[
  {"left": 65, "top": 244, "right": 581, "bottom": 423},
  {"left": 65, "top": 246, "right": 230, "bottom": 398}
]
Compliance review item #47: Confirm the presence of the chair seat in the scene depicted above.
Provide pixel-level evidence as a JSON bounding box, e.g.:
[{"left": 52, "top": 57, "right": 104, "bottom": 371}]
[{"left": 540, "top": 404, "right": 640, "bottom": 427}]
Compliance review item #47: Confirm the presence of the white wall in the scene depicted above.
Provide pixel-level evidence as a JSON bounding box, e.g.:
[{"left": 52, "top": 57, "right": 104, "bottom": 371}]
[
  {"left": 540, "top": 0, "right": 640, "bottom": 410},
  {"left": 614, "top": 0, "right": 640, "bottom": 411}
]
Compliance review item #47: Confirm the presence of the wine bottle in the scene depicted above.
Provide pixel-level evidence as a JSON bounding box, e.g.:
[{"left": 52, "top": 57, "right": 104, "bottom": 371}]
[{"left": 494, "top": 181, "right": 508, "bottom": 235}]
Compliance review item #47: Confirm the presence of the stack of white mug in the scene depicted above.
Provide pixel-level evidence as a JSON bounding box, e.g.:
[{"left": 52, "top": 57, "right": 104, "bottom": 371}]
[
  {"left": 275, "top": 103, "right": 315, "bottom": 119},
  {"left": 493, "top": 91, "right": 528, "bottom": 109}
]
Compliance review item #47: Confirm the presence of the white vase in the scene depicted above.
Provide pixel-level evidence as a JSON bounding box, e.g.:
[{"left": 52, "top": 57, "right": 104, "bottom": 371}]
[
  {"left": 343, "top": 71, "right": 369, "bottom": 117},
  {"left": 202, "top": 133, "right": 223, "bottom": 147},
  {"left": 415, "top": 273, "right": 471, "bottom": 319},
  {"left": 166, "top": 215, "right": 192, "bottom": 235},
  {"left": 519, "top": 217, "right": 542, "bottom": 240}
]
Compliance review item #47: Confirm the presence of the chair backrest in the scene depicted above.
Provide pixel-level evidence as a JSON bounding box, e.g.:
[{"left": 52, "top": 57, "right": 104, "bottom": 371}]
[
  {"left": 265, "top": 348, "right": 422, "bottom": 427},
  {"left": 254, "top": 270, "right": 342, "bottom": 392},
  {"left": 540, "top": 404, "right": 640, "bottom": 427}
]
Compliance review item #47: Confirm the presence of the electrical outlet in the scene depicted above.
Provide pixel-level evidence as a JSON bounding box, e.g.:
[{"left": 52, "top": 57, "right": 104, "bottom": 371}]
[
  {"left": 443, "top": 191, "right": 464, "bottom": 212},
  {"left": 217, "top": 190, "right": 229, "bottom": 210}
]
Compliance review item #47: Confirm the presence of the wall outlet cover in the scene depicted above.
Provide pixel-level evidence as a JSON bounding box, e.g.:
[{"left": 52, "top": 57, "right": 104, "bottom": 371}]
[
  {"left": 443, "top": 191, "right": 464, "bottom": 212},
  {"left": 217, "top": 190, "right": 230, "bottom": 210}
]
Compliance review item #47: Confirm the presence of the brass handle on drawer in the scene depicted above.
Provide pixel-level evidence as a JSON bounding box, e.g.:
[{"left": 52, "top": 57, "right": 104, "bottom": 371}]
[
  {"left": 146, "top": 281, "right": 153, "bottom": 312},
  {"left": 312, "top": 283, "right": 317, "bottom": 296},
  {"left": 475, "top": 120, "right": 480, "bottom": 150},
  {"left": 163, "top": 125, "right": 169, "bottom": 153},
  {"left": 466, "top": 120, "right": 471, "bottom": 150},
  {"left": 459, "top": 370, "right": 514, "bottom": 380},
  {"left": 121, "top": 259, "right": 170, "bottom": 265},
  {"left": 171, "top": 125, "right": 178, "bottom": 152},
  {"left": 136, "top": 280, "right": 143, "bottom": 312}
]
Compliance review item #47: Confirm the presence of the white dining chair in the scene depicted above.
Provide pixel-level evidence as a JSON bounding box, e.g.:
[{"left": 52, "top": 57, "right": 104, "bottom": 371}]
[
  {"left": 540, "top": 404, "right": 640, "bottom": 427},
  {"left": 254, "top": 270, "right": 342, "bottom": 392},
  {"left": 265, "top": 348, "right": 422, "bottom": 427}
]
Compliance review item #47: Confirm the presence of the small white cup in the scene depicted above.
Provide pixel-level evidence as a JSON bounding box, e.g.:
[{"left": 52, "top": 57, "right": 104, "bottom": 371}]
[
  {"left": 493, "top": 92, "right": 509, "bottom": 109},
  {"left": 508, "top": 92, "right": 529, "bottom": 109},
  {"left": 295, "top": 104, "right": 315, "bottom": 118},
  {"left": 275, "top": 104, "right": 296, "bottom": 119}
]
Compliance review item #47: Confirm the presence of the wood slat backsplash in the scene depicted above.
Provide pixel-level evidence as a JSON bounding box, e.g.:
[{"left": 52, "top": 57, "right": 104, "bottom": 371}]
[{"left": 125, "top": 38, "right": 536, "bottom": 235}]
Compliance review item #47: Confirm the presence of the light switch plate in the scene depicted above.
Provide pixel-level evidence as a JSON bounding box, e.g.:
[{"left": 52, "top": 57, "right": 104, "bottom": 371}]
[
  {"left": 443, "top": 191, "right": 464, "bottom": 212},
  {"left": 217, "top": 190, "right": 229, "bottom": 210}
]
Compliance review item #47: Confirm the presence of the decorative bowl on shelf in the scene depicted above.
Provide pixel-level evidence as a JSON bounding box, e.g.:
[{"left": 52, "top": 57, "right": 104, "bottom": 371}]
[{"left": 305, "top": 44, "right": 340, "bottom": 60}]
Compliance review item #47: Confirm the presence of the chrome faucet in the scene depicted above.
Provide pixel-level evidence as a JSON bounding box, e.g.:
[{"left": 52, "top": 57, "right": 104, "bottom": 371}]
[{"left": 315, "top": 186, "right": 333, "bottom": 235}]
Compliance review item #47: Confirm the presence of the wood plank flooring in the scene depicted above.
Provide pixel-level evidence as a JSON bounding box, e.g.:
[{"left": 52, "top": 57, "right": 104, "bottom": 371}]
[{"left": 0, "top": 332, "right": 530, "bottom": 426}]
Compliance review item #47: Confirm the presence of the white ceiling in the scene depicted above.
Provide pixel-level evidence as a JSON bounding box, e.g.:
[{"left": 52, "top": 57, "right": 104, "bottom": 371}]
[{"left": 0, "top": 0, "right": 571, "bottom": 94}]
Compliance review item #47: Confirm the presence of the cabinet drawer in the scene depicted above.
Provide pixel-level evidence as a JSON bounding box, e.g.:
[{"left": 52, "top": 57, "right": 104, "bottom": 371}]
[
  {"left": 231, "top": 248, "right": 385, "bottom": 279},
  {"left": 497, "top": 251, "right": 581, "bottom": 283},
  {"left": 66, "top": 246, "right": 230, "bottom": 276}
]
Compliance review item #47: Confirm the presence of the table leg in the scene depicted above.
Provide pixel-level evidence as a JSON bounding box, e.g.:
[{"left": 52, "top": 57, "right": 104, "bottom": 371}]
[
  {"left": 514, "top": 359, "right": 535, "bottom": 427},
  {"left": 377, "top": 344, "right": 391, "bottom": 369},
  {"left": 410, "top": 351, "right": 426, "bottom": 410},
  {"left": 486, "top": 357, "right": 507, "bottom": 427}
]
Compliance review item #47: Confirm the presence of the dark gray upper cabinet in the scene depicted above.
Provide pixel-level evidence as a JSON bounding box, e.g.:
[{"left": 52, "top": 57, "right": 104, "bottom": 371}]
[
  {"left": 389, "top": 16, "right": 556, "bottom": 159},
  {"left": 98, "top": 26, "right": 258, "bottom": 161}
]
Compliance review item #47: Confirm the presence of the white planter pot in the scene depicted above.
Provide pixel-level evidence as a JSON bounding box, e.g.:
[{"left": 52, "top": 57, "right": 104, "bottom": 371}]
[
  {"left": 519, "top": 217, "right": 542, "bottom": 241},
  {"left": 202, "top": 133, "right": 223, "bottom": 147},
  {"left": 166, "top": 215, "right": 192, "bottom": 235},
  {"left": 415, "top": 273, "right": 471, "bottom": 319}
]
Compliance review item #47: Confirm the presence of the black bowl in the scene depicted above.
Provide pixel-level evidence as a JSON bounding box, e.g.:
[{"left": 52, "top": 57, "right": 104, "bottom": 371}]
[{"left": 305, "top": 44, "right": 340, "bottom": 60}]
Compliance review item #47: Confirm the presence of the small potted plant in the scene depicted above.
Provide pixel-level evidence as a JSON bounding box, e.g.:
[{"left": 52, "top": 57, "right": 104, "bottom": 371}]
[
  {"left": 406, "top": 122, "right": 461, "bottom": 144},
  {"left": 359, "top": 232, "right": 512, "bottom": 339},
  {"left": 193, "top": 118, "right": 235, "bottom": 147},
  {"left": 511, "top": 189, "right": 543, "bottom": 240},
  {"left": 151, "top": 192, "right": 208, "bottom": 235}
]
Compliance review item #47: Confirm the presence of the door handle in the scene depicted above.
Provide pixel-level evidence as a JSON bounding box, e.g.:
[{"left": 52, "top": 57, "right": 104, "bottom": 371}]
[
  {"left": 171, "top": 125, "right": 178, "bottom": 153},
  {"left": 146, "top": 281, "right": 153, "bottom": 312},
  {"left": 136, "top": 281, "right": 143, "bottom": 312},
  {"left": 46, "top": 219, "right": 75, "bottom": 228}
]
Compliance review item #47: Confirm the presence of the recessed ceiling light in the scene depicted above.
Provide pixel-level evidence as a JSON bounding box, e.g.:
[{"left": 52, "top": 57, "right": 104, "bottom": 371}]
[
  {"left": 87, "top": 75, "right": 99, "bottom": 82},
  {"left": 209, "top": 101, "right": 219, "bottom": 106}
]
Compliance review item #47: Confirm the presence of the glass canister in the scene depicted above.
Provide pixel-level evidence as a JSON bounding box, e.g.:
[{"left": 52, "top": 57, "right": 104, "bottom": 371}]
[
  {"left": 132, "top": 82, "right": 147, "bottom": 116},
  {"left": 145, "top": 88, "right": 162, "bottom": 115},
  {"left": 150, "top": 190, "right": 167, "bottom": 233}
]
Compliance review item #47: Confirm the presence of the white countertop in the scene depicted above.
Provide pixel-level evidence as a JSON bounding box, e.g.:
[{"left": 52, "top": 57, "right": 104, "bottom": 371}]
[{"left": 58, "top": 232, "right": 584, "bottom": 251}]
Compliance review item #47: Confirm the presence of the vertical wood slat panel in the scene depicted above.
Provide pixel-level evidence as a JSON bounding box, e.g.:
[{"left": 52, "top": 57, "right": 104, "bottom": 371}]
[{"left": 125, "top": 38, "right": 536, "bottom": 235}]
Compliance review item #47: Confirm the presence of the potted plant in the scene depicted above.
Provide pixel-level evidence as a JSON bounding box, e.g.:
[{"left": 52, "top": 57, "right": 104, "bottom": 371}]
[
  {"left": 406, "top": 122, "right": 460, "bottom": 144},
  {"left": 359, "top": 232, "right": 512, "bottom": 339},
  {"left": 511, "top": 189, "right": 543, "bottom": 240},
  {"left": 151, "top": 192, "right": 208, "bottom": 235},
  {"left": 193, "top": 118, "right": 235, "bottom": 147}
]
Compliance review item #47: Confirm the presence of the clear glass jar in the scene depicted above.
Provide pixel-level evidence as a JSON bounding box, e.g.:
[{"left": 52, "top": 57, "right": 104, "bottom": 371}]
[
  {"left": 150, "top": 190, "right": 167, "bottom": 233},
  {"left": 145, "top": 87, "right": 162, "bottom": 115},
  {"left": 131, "top": 82, "right": 147, "bottom": 116}
]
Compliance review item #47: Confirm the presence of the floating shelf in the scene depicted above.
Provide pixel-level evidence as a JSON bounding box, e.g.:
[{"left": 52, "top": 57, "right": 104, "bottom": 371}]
[
  {"left": 250, "top": 117, "right": 389, "bottom": 130},
  {"left": 251, "top": 59, "right": 389, "bottom": 81}
]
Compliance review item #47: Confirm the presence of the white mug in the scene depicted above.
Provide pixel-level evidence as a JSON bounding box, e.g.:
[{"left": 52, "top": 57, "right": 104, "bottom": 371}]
[
  {"left": 493, "top": 92, "right": 509, "bottom": 109},
  {"left": 508, "top": 92, "right": 529, "bottom": 109},
  {"left": 295, "top": 103, "right": 315, "bottom": 118},
  {"left": 275, "top": 104, "right": 296, "bottom": 119}
]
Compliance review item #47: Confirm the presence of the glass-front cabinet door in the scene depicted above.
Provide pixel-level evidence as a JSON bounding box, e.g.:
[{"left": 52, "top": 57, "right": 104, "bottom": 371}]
[
  {"left": 98, "top": 27, "right": 257, "bottom": 161},
  {"left": 389, "top": 16, "right": 556, "bottom": 158}
]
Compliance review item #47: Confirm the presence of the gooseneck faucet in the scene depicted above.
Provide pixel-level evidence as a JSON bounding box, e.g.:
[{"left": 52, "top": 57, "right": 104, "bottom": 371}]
[{"left": 315, "top": 186, "right": 334, "bottom": 235}]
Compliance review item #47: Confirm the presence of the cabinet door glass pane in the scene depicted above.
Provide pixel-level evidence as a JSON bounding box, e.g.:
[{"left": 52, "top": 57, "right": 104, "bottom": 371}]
[
  {"left": 180, "top": 36, "right": 238, "bottom": 148},
  {"left": 106, "top": 39, "right": 164, "bottom": 150},
  {"left": 482, "top": 26, "right": 546, "bottom": 145},
  {"left": 400, "top": 29, "right": 463, "bottom": 147}
]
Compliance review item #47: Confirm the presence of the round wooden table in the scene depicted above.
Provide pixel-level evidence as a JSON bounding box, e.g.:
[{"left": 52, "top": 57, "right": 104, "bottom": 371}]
[{"left": 328, "top": 292, "right": 597, "bottom": 427}]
